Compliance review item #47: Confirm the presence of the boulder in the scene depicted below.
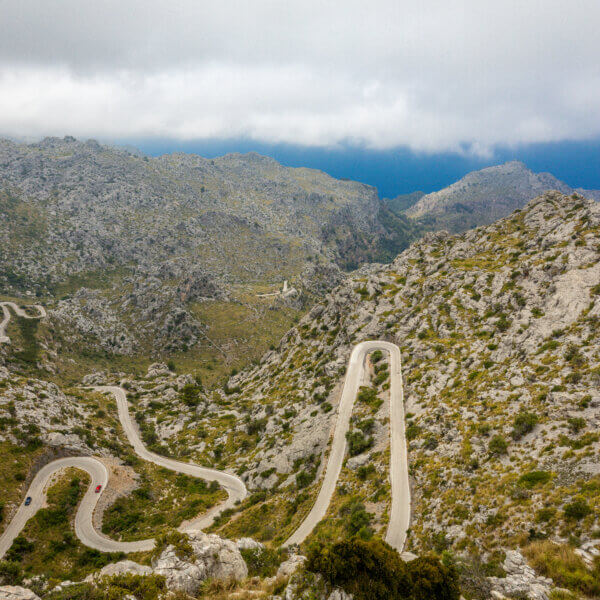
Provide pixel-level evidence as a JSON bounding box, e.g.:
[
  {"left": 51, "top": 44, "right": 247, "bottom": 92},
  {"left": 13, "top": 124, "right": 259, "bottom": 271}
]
[
  {"left": 236, "top": 537, "right": 264, "bottom": 551},
  {"left": 0, "top": 586, "right": 41, "bottom": 600},
  {"left": 328, "top": 589, "right": 353, "bottom": 600},
  {"left": 85, "top": 559, "right": 152, "bottom": 581},
  {"left": 151, "top": 531, "right": 247, "bottom": 594},
  {"left": 277, "top": 554, "right": 307, "bottom": 578}
]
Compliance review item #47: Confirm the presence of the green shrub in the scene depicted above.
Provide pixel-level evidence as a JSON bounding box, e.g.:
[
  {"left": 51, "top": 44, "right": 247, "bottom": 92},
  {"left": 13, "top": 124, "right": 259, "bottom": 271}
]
[
  {"left": 341, "top": 500, "right": 373, "bottom": 538},
  {"left": 180, "top": 383, "right": 201, "bottom": 407},
  {"left": 371, "top": 350, "right": 383, "bottom": 363},
  {"left": 564, "top": 344, "right": 584, "bottom": 367},
  {"left": 357, "top": 386, "right": 378, "bottom": 404},
  {"left": 346, "top": 429, "right": 373, "bottom": 456},
  {"left": 296, "top": 469, "right": 317, "bottom": 489},
  {"left": 5, "top": 535, "right": 34, "bottom": 562},
  {"left": 489, "top": 434, "right": 508, "bottom": 455},
  {"left": 247, "top": 418, "right": 267, "bottom": 435},
  {"left": 512, "top": 412, "right": 538, "bottom": 440},
  {"left": 563, "top": 498, "right": 592, "bottom": 521},
  {"left": 357, "top": 464, "right": 376, "bottom": 481},
  {"left": 307, "top": 538, "right": 410, "bottom": 600},
  {"left": 518, "top": 471, "right": 551, "bottom": 488},
  {"left": 240, "top": 546, "right": 284, "bottom": 577},
  {"left": 306, "top": 539, "right": 459, "bottom": 600},
  {"left": 406, "top": 423, "right": 421, "bottom": 440},
  {"left": 535, "top": 507, "right": 556, "bottom": 523},
  {"left": 567, "top": 417, "right": 586, "bottom": 433},
  {"left": 410, "top": 555, "right": 461, "bottom": 600},
  {"left": 0, "top": 560, "right": 22, "bottom": 585}
]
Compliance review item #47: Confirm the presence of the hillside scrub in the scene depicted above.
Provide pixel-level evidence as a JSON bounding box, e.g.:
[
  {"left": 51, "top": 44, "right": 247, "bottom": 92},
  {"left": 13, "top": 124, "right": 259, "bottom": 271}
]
[
  {"left": 213, "top": 191, "right": 600, "bottom": 556},
  {"left": 523, "top": 541, "right": 600, "bottom": 596},
  {"left": 306, "top": 538, "right": 460, "bottom": 600}
]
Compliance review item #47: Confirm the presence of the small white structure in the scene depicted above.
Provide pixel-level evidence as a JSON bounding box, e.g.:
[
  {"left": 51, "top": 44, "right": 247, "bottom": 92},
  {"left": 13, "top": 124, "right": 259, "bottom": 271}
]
[{"left": 257, "top": 280, "right": 298, "bottom": 299}]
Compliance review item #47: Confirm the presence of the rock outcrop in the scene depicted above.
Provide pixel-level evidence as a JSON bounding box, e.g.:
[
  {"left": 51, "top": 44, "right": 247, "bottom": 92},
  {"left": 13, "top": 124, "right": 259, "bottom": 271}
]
[
  {"left": 151, "top": 531, "right": 248, "bottom": 594},
  {"left": 489, "top": 551, "right": 553, "bottom": 600},
  {"left": 0, "top": 586, "right": 41, "bottom": 600}
]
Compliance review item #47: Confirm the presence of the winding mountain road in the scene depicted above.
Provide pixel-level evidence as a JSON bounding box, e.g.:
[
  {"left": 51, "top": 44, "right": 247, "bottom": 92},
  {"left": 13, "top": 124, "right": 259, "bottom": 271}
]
[
  {"left": 284, "top": 341, "right": 410, "bottom": 553},
  {"left": 0, "top": 385, "right": 248, "bottom": 557},
  {"left": 95, "top": 386, "right": 248, "bottom": 532},
  {"left": 0, "top": 337, "right": 410, "bottom": 558},
  {"left": 0, "top": 301, "right": 47, "bottom": 344}
]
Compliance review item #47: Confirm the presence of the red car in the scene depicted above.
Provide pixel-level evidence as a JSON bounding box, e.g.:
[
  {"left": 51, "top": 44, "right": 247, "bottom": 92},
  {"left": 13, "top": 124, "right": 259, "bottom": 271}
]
[{"left": 95, "top": 484, "right": 102, "bottom": 493}]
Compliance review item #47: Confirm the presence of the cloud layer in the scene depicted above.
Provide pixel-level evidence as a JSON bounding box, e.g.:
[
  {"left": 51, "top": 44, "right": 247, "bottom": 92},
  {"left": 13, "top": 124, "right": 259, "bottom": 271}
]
[{"left": 1, "top": 0, "right": 599, "bottom": 153}]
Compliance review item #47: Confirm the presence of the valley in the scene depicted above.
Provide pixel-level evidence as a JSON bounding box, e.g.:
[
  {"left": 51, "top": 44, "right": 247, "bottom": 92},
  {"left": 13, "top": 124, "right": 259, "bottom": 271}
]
[{"left": 1, "top": 142, "right": 599, "bottom": 600}]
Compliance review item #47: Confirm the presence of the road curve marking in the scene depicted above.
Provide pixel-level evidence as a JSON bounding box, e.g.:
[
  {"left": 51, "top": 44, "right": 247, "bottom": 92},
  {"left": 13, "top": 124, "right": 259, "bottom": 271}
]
[
  {"left": 0, "top": 302, "right": 46, "bottom": 344},
  {"left": 284, "top": 341, "right": 411, "bottom": 553}
]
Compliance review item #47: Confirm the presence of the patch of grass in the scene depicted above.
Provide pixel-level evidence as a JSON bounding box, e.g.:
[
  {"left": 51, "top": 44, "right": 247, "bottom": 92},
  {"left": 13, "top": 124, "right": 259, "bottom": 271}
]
[
  {"left": 102, "top": 467, "right": 225, "bottom": 541},
  {"left": 523, "top": 541, "right": 600, "bottom": 597}
]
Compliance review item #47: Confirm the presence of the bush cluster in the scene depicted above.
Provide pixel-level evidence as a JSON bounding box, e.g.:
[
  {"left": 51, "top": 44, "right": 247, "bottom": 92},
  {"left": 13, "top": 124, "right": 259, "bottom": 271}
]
[{"left": 307, "top": 538, "right": 459, "bottom": 600}]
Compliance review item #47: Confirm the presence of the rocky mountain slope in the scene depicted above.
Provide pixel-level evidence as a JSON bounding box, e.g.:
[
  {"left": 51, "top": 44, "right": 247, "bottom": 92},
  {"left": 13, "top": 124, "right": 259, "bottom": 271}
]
[
  {"left": 183, "top": 191, "right": 599, "bottom": 569},
  {"left": 406, "top": 160, "right": 598, "bottom": 232},
  {"left": 0, "top": 136, "right": 413, "bottom": 292},
  {"left": 0, "top": 136, "right": 417, "bottom": 370},
  {"left": 2, "top": 190, "right": 600, "bottom": 599}
]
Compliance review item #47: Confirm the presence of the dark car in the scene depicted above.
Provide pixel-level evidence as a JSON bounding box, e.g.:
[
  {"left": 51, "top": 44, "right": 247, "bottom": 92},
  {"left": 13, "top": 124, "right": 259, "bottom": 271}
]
[
  {"left": 95, "top": 484, "right": 102, "bottom": 493},
  {"left": 24, "top": 496, "right": 32, "bottom": 506}
]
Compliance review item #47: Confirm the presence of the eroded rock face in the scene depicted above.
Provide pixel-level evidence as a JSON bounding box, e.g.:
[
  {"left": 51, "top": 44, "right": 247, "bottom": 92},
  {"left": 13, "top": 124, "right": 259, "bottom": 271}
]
[
  {"left": 151, "top": 531, "right": 248, "bottom": 594},
  {"left": 488, "top": 551, "right": 553, "bottom": 600},
  {"left": 0, "top": 586, "right": 41, "bottom": 600}
]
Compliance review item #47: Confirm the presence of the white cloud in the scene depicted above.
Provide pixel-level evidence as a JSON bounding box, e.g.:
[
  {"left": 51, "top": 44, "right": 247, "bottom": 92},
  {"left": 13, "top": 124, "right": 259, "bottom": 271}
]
[{"left": 0, "top": 0, "right": 599, "bottom": 152}]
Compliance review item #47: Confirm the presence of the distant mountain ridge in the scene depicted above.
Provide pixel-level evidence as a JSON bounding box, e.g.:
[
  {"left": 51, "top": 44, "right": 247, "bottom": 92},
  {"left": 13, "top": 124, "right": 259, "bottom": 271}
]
[
  {"left": 405, "top": 160, "right": 599, "bottom": 232},
  {"left": 0, "top": 136, "right": 418, "bottom": 363}
]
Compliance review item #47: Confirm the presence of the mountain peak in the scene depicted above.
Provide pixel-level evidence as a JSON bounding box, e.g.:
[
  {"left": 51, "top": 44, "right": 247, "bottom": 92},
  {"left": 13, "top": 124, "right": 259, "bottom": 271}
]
[{"left": 406, "top": 161, "right": 574, "bottom": 231}]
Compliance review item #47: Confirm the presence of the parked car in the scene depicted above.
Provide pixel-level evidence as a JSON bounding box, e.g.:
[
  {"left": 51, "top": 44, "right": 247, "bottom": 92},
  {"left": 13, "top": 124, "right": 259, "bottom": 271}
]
[
  {"left": 24, "top": 496, "right": 32, "bottom": 506},
  {"left": 95, "top": 484, "right": 102, "bottom": 493}
]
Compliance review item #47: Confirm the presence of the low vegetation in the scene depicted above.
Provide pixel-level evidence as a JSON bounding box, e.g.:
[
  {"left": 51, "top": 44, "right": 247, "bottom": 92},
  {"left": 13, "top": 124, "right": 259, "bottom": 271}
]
[{"left": 306, "top": 538, "right": 460, "bottom": 600}]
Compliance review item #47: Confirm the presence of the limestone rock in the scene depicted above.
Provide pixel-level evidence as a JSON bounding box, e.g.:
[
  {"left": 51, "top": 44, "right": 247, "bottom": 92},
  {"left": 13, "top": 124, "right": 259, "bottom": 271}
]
[
  {"left": 0, "top": 587, "right": 41, "bottom": 600},
  {"left": 85, "top": 559, "right": 152, "bottom": 580},
  {"left": 277, "top": 554, "right": 307, "bottom": 578},
  {"left": 488, "top": 551, "right": 552, "bottom": 600},
  {"left": 151, "top": 531, "right": 247, "bottom": 594}
]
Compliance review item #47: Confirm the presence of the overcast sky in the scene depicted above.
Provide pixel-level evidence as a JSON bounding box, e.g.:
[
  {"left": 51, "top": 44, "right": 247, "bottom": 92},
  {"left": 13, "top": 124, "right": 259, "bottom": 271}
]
[{"left": 1, "top": 0, "right": 599, "bottom": 155}]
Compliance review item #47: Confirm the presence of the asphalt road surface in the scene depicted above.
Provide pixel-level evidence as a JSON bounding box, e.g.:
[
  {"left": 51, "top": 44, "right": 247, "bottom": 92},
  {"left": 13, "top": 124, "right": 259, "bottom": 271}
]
[
  {"left": 0, "top": 341, "right": 409, "bottom": 558},
  {"left": 284, "top": 341, "right": 410, "bottom": 553}
]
